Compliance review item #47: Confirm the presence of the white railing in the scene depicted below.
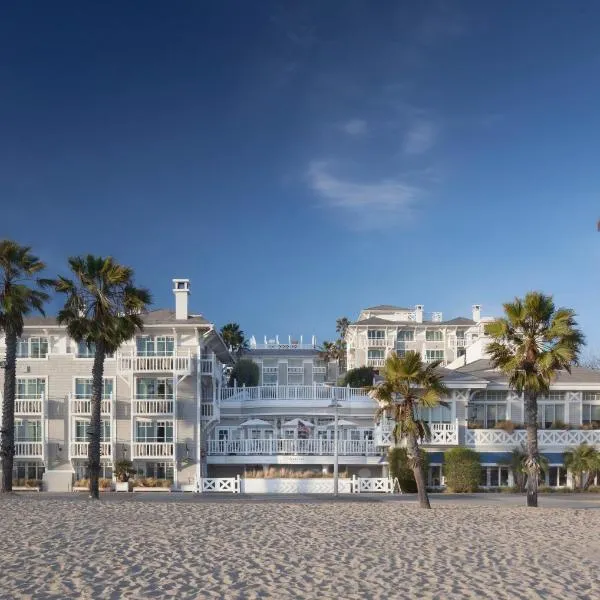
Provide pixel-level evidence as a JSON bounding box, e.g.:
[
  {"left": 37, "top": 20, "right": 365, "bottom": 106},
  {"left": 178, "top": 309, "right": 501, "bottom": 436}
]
[
  {"left": 251, "top": 343, "right": 318, "bottom": 350},
  {"left": 312, "top": 366, "right": 326, "bottom": 374},
  {"left": 201, "top": 403, "right": 214, "bottom": 418},
  {"left": 133, "top": 398, "right": 174, "bottom": 415},
  {"left": 132, "top": 442, "right": 174, "bottom": 458},
  {"left": 466, "top": 428, "right": 600, "bottom": 447},
  {"left": 367, "top": 358, "right": 386, "bottom": 367},
  {"left": 352, "top": 476, "right": 394, "bottom": 493},
  {"left": 70, "top": 442, "right": 112, "bottom": 458},
  {"left": 117, "top": 350, "right": 192, "bottom": 373},
  {"left": 199, "top": 476, "right": 240, "bottom": 493},
  {"left": 200, "top": 358, "right": 214, "bottom": 375},
  {"left": 15, "top": 397, "right": 43, "bottom": 414},
  {"left": 287, "top": 367, "right": 304, "bottom": 374},
  {"left": 448, "top": 337, "right": 468, "bottom": 348},
  {"left": 366, "top": 338, "right": 388, "bottom": 347},
  {"left": 220, "top": 385, "right": 370, "bottom": 402},
  {"left": 14, "top": 441, "right": 43, "bottom": 457},
  {"left": 263, "top": 367, "right": 278, "bottom": 374},
  {"left": 375, "top": 421, "right": 458, "bottom": 446},
  {"left": 207, "top": 438, "right": 377, "bottom": 456},
  {"left": 71, "top": 398, "right": 112, "bottom": 415}
]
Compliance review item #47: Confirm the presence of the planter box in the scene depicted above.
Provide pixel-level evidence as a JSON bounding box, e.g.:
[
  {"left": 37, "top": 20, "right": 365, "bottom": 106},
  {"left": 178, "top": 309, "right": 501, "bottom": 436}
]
[
  {"left": 179, "top": 483, "right": 196, "bottom": 492},
  {"left": 132, "top": 487, "right": 171, "bottom": 493},
  {"left": 241, "top": 478, "right": 353, "bottom": 494},
  {"left": 73, "top": 486, "right": 113, "bottom": 492},
  {"left": 115, "top": 481, "right": 131, "bottom": 492},
  {"left": 13, "top": 486, "right": 41, "bottom": 492}
]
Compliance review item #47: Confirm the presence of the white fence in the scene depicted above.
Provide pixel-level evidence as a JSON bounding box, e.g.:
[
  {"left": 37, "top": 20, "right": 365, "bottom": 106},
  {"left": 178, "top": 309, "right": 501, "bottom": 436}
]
[
  {"left": 465, "top": 428, "right": 600, "bottom": 447},
  {"left": 375, "top": 421, "right": 459, "bottom": 446},
  {"left": 199, "top": 476, "right": 241, "bottom": 493},
  {"left": 207, "top": 438, "right": 377, "bottom": 456},
  {"left": 221, "top": 385, "right": 370, "bottom": 402}
]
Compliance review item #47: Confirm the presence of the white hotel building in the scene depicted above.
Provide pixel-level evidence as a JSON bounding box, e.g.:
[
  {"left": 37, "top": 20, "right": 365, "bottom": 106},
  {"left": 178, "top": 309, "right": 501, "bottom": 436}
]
[{"left": 2, "top": 286, "right": 600, "bottom": 491}]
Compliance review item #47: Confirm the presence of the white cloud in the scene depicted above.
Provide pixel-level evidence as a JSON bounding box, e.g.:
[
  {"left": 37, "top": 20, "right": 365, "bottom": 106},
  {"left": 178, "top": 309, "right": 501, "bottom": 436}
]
[
  {"left": 403, "top": 120, "right": 436, "bottom": 155},
  {"left": 341, "top": 119, "right": 368, "bottom": 136},
  {"left": 307, "top": 161, "right": 420, "bottom": 229}
]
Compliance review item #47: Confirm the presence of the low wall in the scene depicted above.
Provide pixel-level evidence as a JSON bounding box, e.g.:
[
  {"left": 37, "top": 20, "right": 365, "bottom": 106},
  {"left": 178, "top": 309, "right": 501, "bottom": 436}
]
[{"left": 241, "top": 478, "right": 353, "bottom": 494}]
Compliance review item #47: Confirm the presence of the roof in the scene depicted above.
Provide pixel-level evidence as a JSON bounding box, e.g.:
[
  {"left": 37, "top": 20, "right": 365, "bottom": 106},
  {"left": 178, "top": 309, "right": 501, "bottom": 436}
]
[
  {"left": 456, "top": 359, "right": 600, "bottom": 385},
  {"left": 364, "top": 304, "right": 411, "bottom": 311},
  {"left": 440, "top": 317, "right": 475, "bottom": 326},
  {"left": 353, "top": 317, "right": 396, "bottom": 326}
]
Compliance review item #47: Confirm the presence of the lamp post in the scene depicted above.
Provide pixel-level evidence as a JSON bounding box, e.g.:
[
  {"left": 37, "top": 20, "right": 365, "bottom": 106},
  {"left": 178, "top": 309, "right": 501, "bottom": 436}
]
[{"left": 328, "top": 399, "right": 342, "bottom": 496}]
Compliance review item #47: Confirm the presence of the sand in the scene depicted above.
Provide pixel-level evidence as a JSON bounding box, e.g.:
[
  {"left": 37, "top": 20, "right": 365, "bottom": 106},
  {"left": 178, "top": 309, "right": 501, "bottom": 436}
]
[{"left": 0, "top": 495, "right": 599, "bottom": 600}]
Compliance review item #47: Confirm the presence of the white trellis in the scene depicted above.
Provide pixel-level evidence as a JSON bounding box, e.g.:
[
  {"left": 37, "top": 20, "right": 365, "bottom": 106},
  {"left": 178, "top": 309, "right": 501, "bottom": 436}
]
[{"left": 197, "top": 476, "right": 240, "bottom": 493}]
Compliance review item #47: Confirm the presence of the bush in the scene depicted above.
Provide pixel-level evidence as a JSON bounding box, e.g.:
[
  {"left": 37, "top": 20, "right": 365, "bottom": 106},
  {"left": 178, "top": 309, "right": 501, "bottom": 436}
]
[
  {"left": 494, "top": 420, "right": 517, "bottom": 433},
  {"left": 229, "top": 358, "right": 260, "bottom": 387},
  {"left": 388, "top": 447, "right": 429, "bottom": 493},
  {"left": 443, "top": 448, "right": 481, "bottom": 492},
  {"left": 341, "top": 366, "right": 376, "bottom": 388}
]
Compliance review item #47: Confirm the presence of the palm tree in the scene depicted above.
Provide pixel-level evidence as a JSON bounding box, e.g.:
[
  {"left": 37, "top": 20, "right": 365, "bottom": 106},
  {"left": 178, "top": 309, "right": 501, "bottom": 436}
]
[
  {"left": 564, "top": 443, "right": 600, "bottom": 490},
  {"left": 336, "top": 316, "right": 350, "bottom": 339},
  {"left": 319, "top": 340, "right": 339, "bottom": 381},
  {"left": 0, "top": 241, "right": 50, "bottom": 493},
  {"left": 220, "top": 323, "right": 248, "bottom": 357},
  {"left": 54, "top": 256, "right": 151, "bottom": 499},
  {"left": 369, "top": 351, "right": 448, "bottom": 509},
  {"left": 502, "top": 445, "right": 548, "bottom": 492},
  {"left": 486, "top": 292, "right": 584, "bottom": 507}
]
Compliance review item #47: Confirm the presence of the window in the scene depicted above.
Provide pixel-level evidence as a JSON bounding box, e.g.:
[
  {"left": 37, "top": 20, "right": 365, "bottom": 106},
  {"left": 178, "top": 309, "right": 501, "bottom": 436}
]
[
  {"left": 74, "top": 420, "right": 110, "bottom": 441},
  {"left": 367, "top": 330, "right": 385, "bottom": 339},
  {"left": 428, "top": 465, "right": 443, "bottom": 487},
  {"left": 288, "top": 373, "right": 304, "bottom": 385},
  {"left": 135, "top": 420, "right": 173, "bottom": 442},
  {"left": 425, "top": 330, "right": 443, "bottom": 341},
  {"left": 16, "top": 378, "right": 45, "bottom": 399},
  {"left": 548, "top": 466, "right": 567, "bottom": 487},
  {"left": 480, "top": 466, "right": 510, "bottom": 487},
  {"left": 469, "top": 403, "right": 507, "bottom": 428},
  {"left": 545, "top": 391, "right": 564, "bottom": 402},
  {"left": 262, "top": 372, "right": 278, "bottom": 386},
  {"left": 136, "top": 336, "right": 174, "bottom": 357},
  {"left": 583, "top": 391, "right": 600, "bottom": 402},
  {"left": 135, "top": 378, "right": 173, "bottom": 399},
  {"left": 538, "top": 404, "right": 565, "bottom": 428},
  {"left": 15, "top": 420, "right": 41, "bottom": 441},
  {"left": 368, "top": 349, "right": 384, "bottom": 359},
  {"left": 16, "top": 337, "right": 48, "bottom": 359},
  {"left": 75, "top": 378, "right": 114, "bottom": 399},
  {"left": 582, "top": 404, "right": 600, "bottom": 426},
  {"left": 397, "top": 330, "right": 414, "bottom": 342},
  {"left": 76, "top": 341, "right": 114, "bottom": 359},
  {"left": 419, "top": 405, "right": 451, "bottom": 423},
  {"left": 136, "top": 462, "right": 174, "bottom": 480},
  {"left": 425, "top": 350, "right": 444, "bottom": 363},
  {"left": 13, "top": 462, "right": 45, "bottom": 481}
]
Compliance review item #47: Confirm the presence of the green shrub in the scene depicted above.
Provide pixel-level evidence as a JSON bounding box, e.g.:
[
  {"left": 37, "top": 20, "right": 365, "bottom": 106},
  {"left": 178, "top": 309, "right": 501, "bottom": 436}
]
[
  {"left": 388, "top": 447, "right": 429, "bottom": 493},
  {"left": 341, "top": 366, "right": 376, "bottom": 388},
  {"left": 443, "top": 448, "right": 481, "bottom": 492},
  {"left": 229, "top": 358, "right": 260, "bottom": 387}
]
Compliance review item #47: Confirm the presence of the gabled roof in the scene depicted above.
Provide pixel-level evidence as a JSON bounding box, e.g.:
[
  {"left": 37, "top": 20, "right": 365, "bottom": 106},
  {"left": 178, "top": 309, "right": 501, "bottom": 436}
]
[
  {"left": 364, "top": 304, "right": 411, "bottom": 311},
  {"left": 353, "top": 317, "right": 396, "bottom": 326},
  {"left": 440, "top": 317, "right": 475, "bottom": 326}
]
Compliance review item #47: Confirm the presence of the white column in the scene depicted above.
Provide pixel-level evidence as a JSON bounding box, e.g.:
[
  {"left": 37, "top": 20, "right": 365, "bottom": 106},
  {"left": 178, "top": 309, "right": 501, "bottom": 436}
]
[{"left": 172, "top": 371, "right": 178, "bottom": 488}]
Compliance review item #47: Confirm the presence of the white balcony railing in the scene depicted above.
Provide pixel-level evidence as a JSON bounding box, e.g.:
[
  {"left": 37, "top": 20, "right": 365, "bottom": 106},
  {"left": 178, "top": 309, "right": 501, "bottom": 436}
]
[
  {"left": 375, "top": 421, "right": 458, "bottom": 446},
  {"left": 71, "top": 398, "right": 112, "bottom": 415},
  {"left": 465, "top": 428, "right": 600, "bottom": 447},
  {"left": 207, "top": 439, "right": 377, "bottom": 456},
  {"left": 70, "top": 442, "right": 112, "bottom": 459},
  {"left": 15, "top": 398, "right": 43, "bottom": 415},
  {"left": 200, "top": 358, "right": 215, "bottom": 375},
  {"left": 287, "top": 367, "right": 305, "bottom": 374},
  {"left": 14, "top": 441, "right": 43, "bottom": 457},
  {"left": 220, "top": 385, "right": 370, "bottom": 402},
  {"left": 117, "top": 350, "right": 191, "bottom": 374},
  {"left": 132, "top": 442, "right": 174, "bottom": 458},
  {"left": 133, "top": 398, "right": 174, "bottom": 415},
  {"left": 366, "top": 338, "right": 388, "bottom": 347},
  {"left": 312, "top": 366, "right": 326, "bottom": 374},
  {"left": 367, "top": 358, "right": 386, "bottom": 368}
]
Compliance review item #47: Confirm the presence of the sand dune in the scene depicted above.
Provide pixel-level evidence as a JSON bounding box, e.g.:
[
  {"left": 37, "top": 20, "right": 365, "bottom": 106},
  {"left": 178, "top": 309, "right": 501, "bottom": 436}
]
[{"left": 0, "top": 495, "right": 598, "bottom": 599}]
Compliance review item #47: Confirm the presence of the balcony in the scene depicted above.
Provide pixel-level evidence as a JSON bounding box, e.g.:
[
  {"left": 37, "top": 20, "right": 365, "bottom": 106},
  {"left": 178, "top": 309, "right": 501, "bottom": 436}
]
[
  {"left": 287, "top": 367, "right": 304, "bottom": 374},
  {"left": 448, "top": 337, "right": 468, "bottom": 348},
  {"left": 465, "top": 428, "right": 600, "bottom": 448},
  {"left": 200, "top": 358, "right": 215, "bottom": 375},
  {"left": 71, "top": 397, "right": 112, "bottom": 415},
  {"left": 70, "top": 442, "right": 112, "bottom": 459},
  {"left": 367, "top": 358, "right": 385, "bottom": 368},
  {"left": 312, "top": 366, "right": 326, "bottom": 374},
  {"left": 133, "top": 398, "right": 174, "bottom": 415},
  {"left": 132, "top": 442, "right": 174, "bottom": 458},
  {"left": 117, "top": 350, "right": 192, "bottom": 374},
  {"left": 374, "top": 422, "right": 458, "bottom": 446},
  {"left": 366, "top": 338, "right": 388, "bottom": 347},
  {"left": 14, "top": 441, "right": 43, "bottom": 458},
  {"left": 15, "top": 397, "right": 43, "bottom": 415},
  {"left": 220, "top": 385, "right": 370, "bottom": 402},
  {"left": 207, "top": 439, "right": 377, "bottom": 456}
]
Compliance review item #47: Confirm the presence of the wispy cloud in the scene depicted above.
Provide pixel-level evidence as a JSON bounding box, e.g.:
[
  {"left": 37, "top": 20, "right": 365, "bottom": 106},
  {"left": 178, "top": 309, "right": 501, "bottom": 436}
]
[
  {"left": 402, "top": 120, "right": 437, "bottom": 155},
  {"left": 340, "top": 119, "right": 368, "bottom": 136},
  {"left": 307, "top": 161, "right": 421, "bottom": 229}
]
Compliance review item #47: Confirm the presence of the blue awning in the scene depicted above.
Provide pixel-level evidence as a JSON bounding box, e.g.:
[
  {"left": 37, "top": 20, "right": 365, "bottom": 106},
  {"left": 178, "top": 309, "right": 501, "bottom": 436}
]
[{"left": 424, "top": 451, "right": 566, "bottom": 465}]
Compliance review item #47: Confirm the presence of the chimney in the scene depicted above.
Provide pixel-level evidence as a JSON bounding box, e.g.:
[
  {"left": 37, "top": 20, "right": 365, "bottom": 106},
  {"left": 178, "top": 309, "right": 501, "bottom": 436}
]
[
  {"left": 472, "top": 304, "right": 481, "bottom": 322},
  {"left": 415, "top": 304, "right": 424, "bottom": 324},
  {"left": 173, "top": 279, "right": 190, "bottom": 320}
]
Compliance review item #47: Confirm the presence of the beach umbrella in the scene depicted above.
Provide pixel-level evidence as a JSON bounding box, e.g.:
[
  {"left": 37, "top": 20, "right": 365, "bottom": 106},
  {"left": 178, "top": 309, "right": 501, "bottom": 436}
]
[
  {"left": 282, "top": 418, "right": 314, "bottom": 428},
  {"left": 238, "top": 418, "right": 272, "bottom": 427},
  {"left": 325, "top": 419, "right": 357, "bottom": 427}
]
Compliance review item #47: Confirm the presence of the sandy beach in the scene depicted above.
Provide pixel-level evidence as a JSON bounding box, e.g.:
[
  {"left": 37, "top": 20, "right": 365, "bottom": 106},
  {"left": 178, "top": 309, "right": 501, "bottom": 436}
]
[{"left": 0, "top": 495, "right": 599, "bottom": 600}]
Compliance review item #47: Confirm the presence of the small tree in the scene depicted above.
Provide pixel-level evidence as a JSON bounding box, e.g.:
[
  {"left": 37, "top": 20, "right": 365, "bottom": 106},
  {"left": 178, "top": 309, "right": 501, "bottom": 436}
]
[
  {"left": 564, "top": 443, "right": 600, "bottom": 490},
  {"left": 388, "top": 447, "right": 429, "bottom": 493},
  {"left": 115, "top": 459, "right": 135, "bottom": 483},
  {"left": 443, "top": 448, "right": 481, "bottom": 492},
  {"left": 229, "top": 358, "right": 259, "bottom": 387},
  {"left": 341, "top": 366, "right": 375, "bottom": 388},
  {"left": 220, "top": 323, "right": 249, "bottom": 357}
]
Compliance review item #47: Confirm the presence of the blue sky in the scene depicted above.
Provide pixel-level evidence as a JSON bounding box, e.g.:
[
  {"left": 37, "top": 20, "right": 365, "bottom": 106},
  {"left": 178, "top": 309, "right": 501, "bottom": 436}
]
[{"left": 2, "top": 2, "right": 600, "bottom": 351}]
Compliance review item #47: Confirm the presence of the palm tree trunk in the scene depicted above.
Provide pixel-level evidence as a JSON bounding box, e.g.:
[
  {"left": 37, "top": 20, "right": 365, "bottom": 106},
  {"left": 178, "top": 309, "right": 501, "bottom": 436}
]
[
  {"left": 88, "top": 343, "right": 105, "bottom": 500},
  {"left": 407, "top": 433, "right": 430, "bottom": 509},
  {"left": 525, "top": 391, "right": 539, "bottom": 507},
  {"left": 1, "top": 329, "right": 17, "bottom": 493}
]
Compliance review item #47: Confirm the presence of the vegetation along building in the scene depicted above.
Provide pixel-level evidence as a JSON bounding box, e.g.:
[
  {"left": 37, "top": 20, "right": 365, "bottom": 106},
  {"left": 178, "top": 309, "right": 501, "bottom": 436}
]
[{"left": 2, "top": 286, "right": 600, "bottom": 491}]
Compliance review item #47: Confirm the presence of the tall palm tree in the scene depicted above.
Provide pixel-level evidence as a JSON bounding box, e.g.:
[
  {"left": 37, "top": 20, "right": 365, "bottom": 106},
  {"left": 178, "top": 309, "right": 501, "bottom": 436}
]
[
  {"left": 486, "top": 292, "right": 583, "bottom": 507},
  {"left": 335, "top": 316, "right": 350, "bottom": 339},
  {"left": 564, "top": 443, "right": 600, "bottom": 490},
  {"left": 220, "top": 323, "right": 248, "bottom": 357},
  {"left": 0, "top": 241, "right": 50, "bottom": 493},
  {"left": 369, "top": 351, "right": 448, "bottom": 509},
  {"left": 319, "top": 340, "right": 340, "bottom": 381},
  {"left": 54, "top": 256, "right": 151, "bottom": 499},
  {"left": 501, "top": 445, "right": 548, "bottom": 492}
]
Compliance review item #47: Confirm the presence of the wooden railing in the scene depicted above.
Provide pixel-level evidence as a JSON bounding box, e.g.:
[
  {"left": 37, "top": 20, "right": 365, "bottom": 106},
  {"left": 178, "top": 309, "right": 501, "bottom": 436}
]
[
  {"left": 14, "top": 441, "right": 43, "bottom": 457},
  {"left": 132, "top": 442, "right": 174, "bottom": 458},
  {"left": 15, "top": 397, "right": 43, "bottom": 414},
  {"left": 71, "top": 398, "right": 112, "bottom": 415},
  {"left": 133, "top": 398, "right": 174, "bottom": 415},
  {"left": 367, "top": 358, "right": 386, "bottom": 367},
  {"left": 465, "top": 428, "right": 600, "bottom": 447},
  {"left": 207, "top": 439, "right": 377, "bottom": 456},
  {"left": 375, "top": 421, "right": 458, "bottom": 446},
  {"left": 117, "top": 350, "right": 191, "bottom": 373},
  {"left": 70, "top": 442, "right": 112, "bottom": 458},
  {"left": 220, "top": 385, "right": 370, "bottom": 402}
]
